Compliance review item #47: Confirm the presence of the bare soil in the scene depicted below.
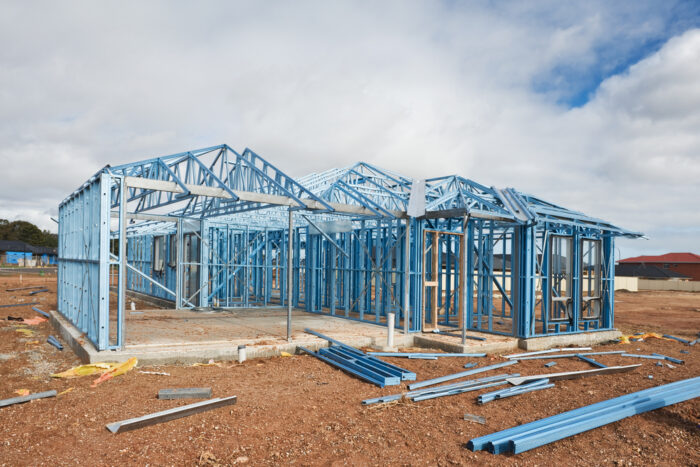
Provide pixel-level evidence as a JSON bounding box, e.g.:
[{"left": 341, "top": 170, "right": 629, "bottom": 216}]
[{"left": 0, "top": 275, "right": 698, "bottom": 466}]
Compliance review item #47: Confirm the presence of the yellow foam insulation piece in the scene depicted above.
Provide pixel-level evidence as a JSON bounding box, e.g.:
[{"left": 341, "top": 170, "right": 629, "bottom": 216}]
[
  {"left": 14, "top": 389, "right": 30, "bottom": 396},
  {"left": 57, "top": 387, "right": 74, "bottom": 396},
  {"left": 618, "top": 332, "right": 674, "bottom": 344},
  {"left": 91, "top": 357, "right": 138, "bottom": 387},
  {"left": 51, "top": 362, "right": 115, "bottom": 378},
  {"left": 51, "top": 357, "right": 137, "bottom": 388},
  {"left": 280, "top": 351, "right": 293, "bottom": 357},
  {"left": 15, "top": 328, "right": 34, "bottom": 336}
]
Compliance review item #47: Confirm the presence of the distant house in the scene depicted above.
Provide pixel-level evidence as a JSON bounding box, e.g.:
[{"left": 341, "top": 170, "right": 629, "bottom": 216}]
[
  {"left": 619, "top": 252, "right": 700, "bottom": 281},
  {"left": 0, "top": 240, "right": 57, "bottom": 266},
  {"left": 615, "top": 263, "right": 690, "bottom": 281}
]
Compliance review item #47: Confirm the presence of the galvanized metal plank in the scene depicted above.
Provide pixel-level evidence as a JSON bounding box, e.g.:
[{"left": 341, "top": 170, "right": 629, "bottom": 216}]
[
  {"left": 106, "top": 395, "right": 237, "bottom": 433},
  {"left": 158, "top": 388, "right": 213, "bottom": 400},
  {"left": 0, "top": 390, "right": 57, "bottom": 408},
  {"left": 506, "top": 364, "right": 641, "bottom": 386}
]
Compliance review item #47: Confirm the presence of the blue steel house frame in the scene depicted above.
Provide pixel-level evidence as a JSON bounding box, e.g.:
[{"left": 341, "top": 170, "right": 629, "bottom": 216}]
[{"left": 57, "top": 145, "right": 641, "bottom": 350}]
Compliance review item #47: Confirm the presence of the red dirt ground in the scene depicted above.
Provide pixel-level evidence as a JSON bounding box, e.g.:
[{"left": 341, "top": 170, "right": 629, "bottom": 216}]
[{"left": 0, "top": 275, "right": 698, "bottom": 466}]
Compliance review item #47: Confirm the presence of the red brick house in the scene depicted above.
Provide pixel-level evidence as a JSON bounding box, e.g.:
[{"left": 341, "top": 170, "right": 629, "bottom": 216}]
[{"left": 619, "top": 252, "right": 700, "bottom": 281}]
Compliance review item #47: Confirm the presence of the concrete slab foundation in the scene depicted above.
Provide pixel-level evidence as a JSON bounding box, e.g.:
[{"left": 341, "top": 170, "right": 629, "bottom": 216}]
[
  {"left": 49, "top": 307, "right": 621, "bottom": 365},
  {"left": 517, "top": 330, "right": 623, "bottom": 351}
]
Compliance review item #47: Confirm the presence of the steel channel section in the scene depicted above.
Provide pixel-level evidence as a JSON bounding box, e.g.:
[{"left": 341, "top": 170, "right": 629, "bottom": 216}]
[
  {"left": 300, "top": 347, "right": 393, "bottom": 387},
  {"left": 468, "top": 376, "right": 700, "bottom": 454},
  {"left": 318, "top": 347, "right": 401, "bottom": 385},
  {"left": 509, "top": 381, "right": 700, "bottom": 453},
  {"left": 409, "top": 360, "right": 518, "bottom": 390},
  {"left": 513, "top": 351, "right": 624, "bottom": 360},
  {"left": 362, "top": 373, "right": 518, "bottom": 405}
]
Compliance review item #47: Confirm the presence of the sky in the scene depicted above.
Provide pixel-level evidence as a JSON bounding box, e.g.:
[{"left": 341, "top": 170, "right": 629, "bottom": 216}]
[{"left": 0, "top": 1, "right": 699, "bottom": 260}]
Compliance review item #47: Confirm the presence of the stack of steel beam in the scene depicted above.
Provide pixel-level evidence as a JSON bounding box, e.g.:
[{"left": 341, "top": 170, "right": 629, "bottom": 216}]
[
  {"left": 362, "top": 373, "right": 519, "bottom": 405},
  {"left": 468, "top": 376, "right": 700, "bottom": 454},
  {"left": 300, "top": 345, "right": 415, "bottom": 387},
  {"left": 478, "top": 378, "right": 553, "bottom": 404}
]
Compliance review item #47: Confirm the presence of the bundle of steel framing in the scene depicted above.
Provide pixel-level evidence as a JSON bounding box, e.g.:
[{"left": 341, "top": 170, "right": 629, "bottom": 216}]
[
  {"left": 300, "top": 329, "right": 415, "bottom": 387},
  {"left": 300, "top": 344, "right": 415, "bottom": 387},
  {"left": 362, "top": 373, "right": 519, "bottom": 405},
  {"left": 478, "top": 378, "right": 553, "bottom": 404},
  {"left": 468, "top": 376, "right": 700, "bottom": 454}
]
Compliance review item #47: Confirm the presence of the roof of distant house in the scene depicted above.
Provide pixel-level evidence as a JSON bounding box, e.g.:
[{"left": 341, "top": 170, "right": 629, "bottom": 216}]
[
  {"left": 615, "top": 263, "right": 690, "bottom": 279},
  {"left": 619, "top": 252, "right": 700, "bottom": 264},
  {"left": 0, "top": 240, "right": 57, "bottom": 255}
]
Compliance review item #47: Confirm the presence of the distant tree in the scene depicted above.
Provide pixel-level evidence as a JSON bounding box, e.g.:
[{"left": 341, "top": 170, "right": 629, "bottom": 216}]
[{"left": 0, "top": 220, "right": 57, "bottom": 248}]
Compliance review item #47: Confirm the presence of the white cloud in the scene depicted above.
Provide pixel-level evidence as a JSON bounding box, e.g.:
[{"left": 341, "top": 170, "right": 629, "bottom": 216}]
[{"left": 0, "top": 1, "right": 698, "bottom": 257}]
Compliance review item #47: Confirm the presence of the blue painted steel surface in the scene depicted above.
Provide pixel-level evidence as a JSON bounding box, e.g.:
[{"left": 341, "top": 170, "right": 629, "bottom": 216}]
[
  {"left": 408, "top": 360, "right": 518, "bottom": 390},
  {"left": 468, "top": 376, "right": 700, "bottom": 454},
  {"left": 368, "top": 352, "right": 486, "bottom": 358},
  {"left": 58, "top": 144, "right": 643, "bottom": 351},
  {"left": 576, "top": 354, "right": 607, "bottom": 368},
  {"left": 32, "top": 307, "right": 50, "bottom": 318}
]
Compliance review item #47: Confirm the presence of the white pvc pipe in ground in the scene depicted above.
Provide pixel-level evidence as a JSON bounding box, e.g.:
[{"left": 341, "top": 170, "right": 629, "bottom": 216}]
[{"left": 387, "top": 312, "right": 395, "bottom": 348}]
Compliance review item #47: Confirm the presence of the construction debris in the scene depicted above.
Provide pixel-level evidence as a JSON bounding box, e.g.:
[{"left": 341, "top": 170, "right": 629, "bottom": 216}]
[
  {"left": 0, "top": 301, "right": 39, "bottom": 309},
  {"left": 47, "top": 335, "right": 63, "bottom": 350},
  {"left": 139, "top": 371, "right": 170, "bottom": 376},
  {"left": 301, "top": 329, "right": 415, "bottom": 387},
  {"left": 478, "top": 378, "right": 554, "bottom": 404},
  {"left": 662, "top": 334, "right": 690, "bottom": 344},
  {"left": 512, "top": 351, "right": 624, "bottom": 361},
  {"left": 106, "top": 395, "right": 237, "bottom": 433},
  {"left": 32, "top": 307, "right": 50, "bottom": 318},
  {"left": 300, "top": 345, "right": 412, "bottom": 387},
  {"left": 463, "top": 413, "right": 487, "bottom": 424},
  {"left": 0, "top": 390, "right": 57, "bottom": 408},
  {"left": 621, "top": 353, "right": 684, "bottom": 364},
  {"left": 52, "top": 357, "right": 138, "bottom": 387},
  {"left": 158, "top": 388, "right": 212, "bottom": 400},
  {"left": 91, "top": 358, "right": 138, "bottom": 387},
  {"left": 28, "top": 288, "right": 49, "bottom": 296},
  {"left": 409, "top": 361, "right": 518, "bottom": 390},
  {"left": 617, "top": 332, "right": 674, "bottom": 344},
  {"left": 576, "top": 354, "right": 607, "bottom": 368},
  {"left": 368, "top": 352, "right": 487, "bottom": 358},
  {"left": 544, "top": 362, "right": 557, "bottom": 368},
  {"left": 23, "top": 316, "right": 47, "bottom": 325},
  {"left": 651, "top": 353, "right": 684, "bottom": 364},
  {"left": 468, "top": 376, "right": 700, "bottom": 454},
  {"left": 5, "top": 286, "right": 44, "bottom": 292},
  {"left": 506, "top": 364, "right": 641, "bottom": 386},
  {"left": 362, "top": 373, "right": 517, "bottom": 406},
  {"left": 504, "top": 348, "right": 592, "bottom": 359}
]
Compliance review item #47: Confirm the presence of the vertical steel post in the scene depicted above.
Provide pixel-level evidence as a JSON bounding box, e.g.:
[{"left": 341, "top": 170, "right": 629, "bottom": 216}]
[
  {"left": 460, "top": 214, "right": 470, "bottom": 345},
  {"left": 287, "top": 209, "right": 293, "bottom": 342},
  {"left": 403, "top": 218, "right": 411, "bottom": 334},
  {"left": 97, "top": 172, "right": 111, "bottom": 349},
  {"left": 117, "top": 177, "right": 127, "bottom": 348},
  {"left": 175, "top": 218, "right": 183, "bottom": 309}
]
